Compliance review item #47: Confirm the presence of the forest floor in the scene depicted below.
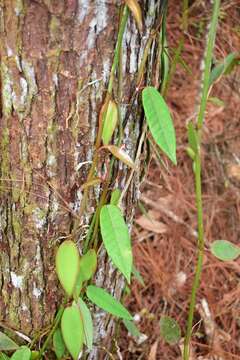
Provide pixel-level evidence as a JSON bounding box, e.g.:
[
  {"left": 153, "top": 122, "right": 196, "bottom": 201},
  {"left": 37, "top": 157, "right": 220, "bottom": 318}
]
[{"left": 120, "top": 1, "right": 240, "bottom": 359}]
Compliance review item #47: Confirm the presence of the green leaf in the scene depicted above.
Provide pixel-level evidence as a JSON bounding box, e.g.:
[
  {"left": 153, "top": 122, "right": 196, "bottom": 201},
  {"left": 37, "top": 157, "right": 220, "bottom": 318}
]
[
  {"left": 208, "top": 96, "right": 225, "bottom": 107},
  {"left": 110, "top": 189, "right": 121, "bottom": 206},
  {"left": 79, "top": 249, "right": 97, "bottom": 283},
  {"left": 209, "top": 52, "right": 239, "bottom": 88},
  {"left": 11, "top": 346, "right": 31, "bottom": 360},
  {"left": 100, "top": 204, "right": 132, "bottom": 283},
  {"left": 102, "top": 100, "right": 118, "bottom": 145},
  {"left": 142, "top": 86, "right": 177, "bottom": 164},
  {"left": 0, "top": 353, "right": 10, "bottom": 360},
  {"left": 103, "top": 145, "right": 136, "bottom": 170},
  {"left": 132, "top": 264, "right": 145, "bottom": 287},
  {"left": 159, "top": 316, "right": 181, "bottom": 344},
  {"left": 53, "top": 328, "right": 66, "bottom": 360},
  {"left": 74, "top": 249, "right": 97, "bottom": 299},
  {"left": 210, "top": 240, "right": 240, "bottom": 261},
  {"left": 187, "top": 121, "right": 198, "bottom": 154},
  {"left": 0, "top": 332, "right": 19, "bottom": 352},
  {"left": 123, "top": 319, "right": 141, "bottom": 338},
  {"left": 61, "top": 302, "right": 84, "bottom": 360},
  {"left": 78, "top": 298, "right": 93, "bottom": 350},
  {"left": 55, "top": 240, "right": 80, "bottom": 297},
  {"left": 86, "top": 285, "right": 132, "bottom": 320},
  {"left": 30, "top": 352, "right": 39, "bottom": 360}
]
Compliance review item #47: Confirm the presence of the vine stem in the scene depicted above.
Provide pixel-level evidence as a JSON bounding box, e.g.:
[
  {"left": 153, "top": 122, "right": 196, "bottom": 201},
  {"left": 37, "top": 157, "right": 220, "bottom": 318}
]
[
  {"left": 183, "top": 1, "right": 220, "bottom": 359},
  {"left": 74, "top": 5, "right": 129, "bottom": 225},
  {"left": 38, "top": 304, "right": 65, "bottom": 359}
]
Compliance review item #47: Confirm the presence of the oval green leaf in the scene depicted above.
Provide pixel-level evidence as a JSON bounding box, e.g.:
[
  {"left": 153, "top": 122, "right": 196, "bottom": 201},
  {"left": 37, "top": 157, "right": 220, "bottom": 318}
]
[
  {"left": 159, "top": 316, "right": 181, "bottom": 344},
  {"left": 100, "top": 204, "right": 132, "bottom": 283},
  {"left": 110, "top": 189, "right": 121, "bottom": 206},
  {"left": 11, "top": 346, "right": 31, "bottom": 360},
  {"left": 142, "top": 86, "right": 177, "bottom": 165},
  {"left": 61, "top": 303, "right": 84, "bottom": 360},
  {"left": 53, "top": 328, "right": 66, "bottom": 360},
  {"left": 103, "top": 145, "right": 136, "bottom": 170},
  {"left": 86, "top": 285, "right": 132, "bottom": 320},
  {"left": 210, "top": 240, "right": 240, "bottom": 261},
  {"left": 0, "top": 332, "right": 19, "bottom": 352},
  {"left": 78, "top": 298, "right": 93, "bottom": 350},
  {"left": 102, "top": 100, "right": 118, "bottom": 145},
  {"left": 55, "top": 240, "right": 80, "bottom": 297},
  {"left": 79, "top": 249, "right": 97, "bottom": 283}
]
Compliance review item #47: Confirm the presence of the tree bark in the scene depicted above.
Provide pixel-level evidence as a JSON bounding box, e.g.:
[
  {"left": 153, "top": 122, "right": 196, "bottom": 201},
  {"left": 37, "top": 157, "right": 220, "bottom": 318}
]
[{"left": 0, "top": 0, "right": 160, "bottom": 357}]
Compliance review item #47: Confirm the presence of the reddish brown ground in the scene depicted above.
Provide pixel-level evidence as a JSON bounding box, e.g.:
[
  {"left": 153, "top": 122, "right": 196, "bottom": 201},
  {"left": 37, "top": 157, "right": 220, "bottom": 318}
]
[{"left": 120, "top": 1, "right": 240, "bottom": 359}]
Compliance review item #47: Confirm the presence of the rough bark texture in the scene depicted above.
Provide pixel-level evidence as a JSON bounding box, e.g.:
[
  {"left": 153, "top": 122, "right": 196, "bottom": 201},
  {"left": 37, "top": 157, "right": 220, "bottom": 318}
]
[{"left": 0, "top": 0, "right": 160, "bottom": 357}]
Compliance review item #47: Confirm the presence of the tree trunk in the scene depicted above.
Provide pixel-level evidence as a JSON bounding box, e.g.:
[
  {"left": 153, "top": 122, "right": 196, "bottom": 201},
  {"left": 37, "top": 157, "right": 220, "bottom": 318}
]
[{"left": 0, "top": 0, "right": 160, "bottom": 357}]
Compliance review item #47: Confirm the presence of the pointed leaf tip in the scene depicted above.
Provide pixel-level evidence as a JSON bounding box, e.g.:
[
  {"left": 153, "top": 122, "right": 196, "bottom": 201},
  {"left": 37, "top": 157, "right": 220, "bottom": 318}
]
[
  {"left": 87, "top": 285, "right": 132, "bottom": 320},
  {"left": 125, "top": 0, "right": 143, "bottom": 32},
  {"left": 103, "top": 145, "right": 136, "bottom": 170}
]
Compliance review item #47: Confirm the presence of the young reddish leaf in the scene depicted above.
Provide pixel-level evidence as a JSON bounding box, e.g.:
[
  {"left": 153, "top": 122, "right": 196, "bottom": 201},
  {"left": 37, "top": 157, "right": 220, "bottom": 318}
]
[
  {"left": 125, "top": 0, "right": 143, "bottom": 31},
  {"left": 78, "top": 298, "right": 93, "bottom": 350},
  {"left": 103, "top": 145, "right": 136, "bottom": 170},
  {"left": 142, "top": 87, "right": 177, "bottom": 165},
  {"left": 55, "top": 240, "right": 80, "bottom": 297},
  {"left": 86, "top": 285, "right": 132, "bottom": 320},
  {"left": 61, "top": 303, "right": 84, "bottom": 360},
  {"left": 100, "top": 204, "right": 132, "bottom": 283},
  {"left": 102, "top": 100, "right": 118, "bottom": 145}
]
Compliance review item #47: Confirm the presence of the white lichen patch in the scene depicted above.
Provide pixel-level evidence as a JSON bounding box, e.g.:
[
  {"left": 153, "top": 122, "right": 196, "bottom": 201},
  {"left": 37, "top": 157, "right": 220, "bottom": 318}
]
[
  {"left": 1, "top": 62, "right": 13, "bottom": 116},
  {"left": 22, "top": 303, "right": 28, "bottom": 312},
  {"left": 15, "top": 0, "right": 23, "bottom": 16},
  {"left": 52, "top": 73, "right": 58, "bottom": 87},
  {"left": 32, "top": 207, "right": 47, "bottom": 230},
  {"left": 22, "top": 59, "right": 38, "bottom": 97},
  {"left": 6, "top": 46, "right": 13, "bottom": 57},
  {"left": 12, "top": 76, "right": 28, "bottom": 114},
  {"left": 88, "top": 18, "right": 97, "bottom": 50},
  {"left": 95, "top": 0, "right": 108, "bottom": 33},
  {"left": 76, "top": 0, "right": 90, "bottom": 23},
  {"left": 11, "top": 272, "right": 23, "bottom": 289},
  {"left": 102, "top": 58, "right": 110, "bottom": 84},
  {"left": 33, "top": 283, "right": 42, "bottom": 299},
  {"left": 47, "top": 154, "right": 57, "bottom": 167}
]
